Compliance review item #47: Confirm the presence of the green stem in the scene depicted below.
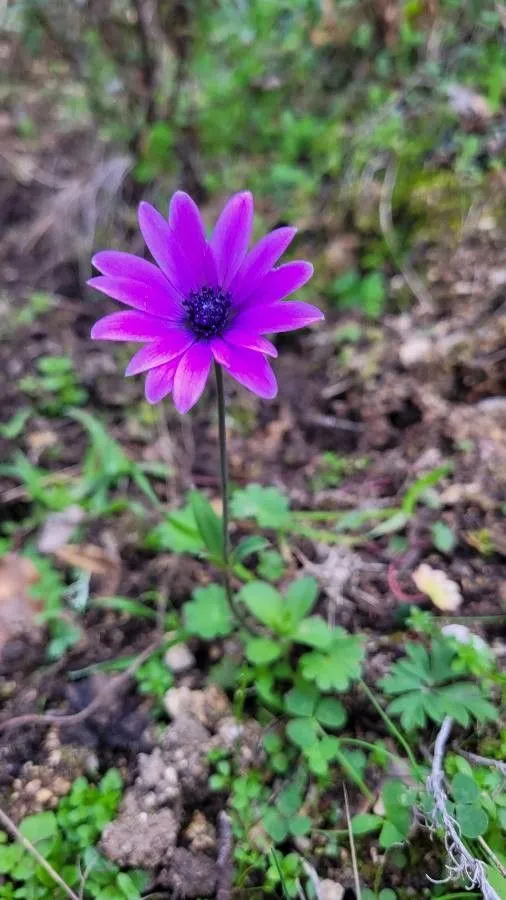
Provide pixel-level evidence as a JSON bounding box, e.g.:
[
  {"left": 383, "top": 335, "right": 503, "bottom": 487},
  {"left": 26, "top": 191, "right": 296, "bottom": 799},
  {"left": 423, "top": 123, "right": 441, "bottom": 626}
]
[
  {"left": 215, "top": 363, "right": 254, "bottom": 632},
  {"left": 360, "top": 680, "right": 422, "bottom": 780}
]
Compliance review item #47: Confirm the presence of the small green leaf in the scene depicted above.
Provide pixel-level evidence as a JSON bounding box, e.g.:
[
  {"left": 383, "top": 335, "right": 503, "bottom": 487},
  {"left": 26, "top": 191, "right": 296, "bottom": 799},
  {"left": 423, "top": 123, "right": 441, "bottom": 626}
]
[
  {"left": 315, "top": 697, "right": 346, "bottom": 729},
  {"left": 286, "top": 717, "right": 319, "bottom": 749},
  {"left": 190, "top": 490, "right": 224, "bottom": 561},
  {"left": 289, "top": 815, "right": 312, "bottom": 837},
  {"left": 284, "top": 577, "right": 319, "bottom": 623},
  {"left": 19, "top": 812, "right": 58, "bottom": 846},
  {"left": 231, "top": 484, "right": 290, "bottom": 528},
  {"left": 285, "top": 682, "right": 318, "bottom": 717},
  {"left": 246, "top": 637, "right": 282, "bottom": 666},
  {"left": 294, "top": 616, "right": 334, "bottom": 649},
  {"left": 239, "top": 581, "right": 284, "bottom": 630},
  {"left": 299, "top": 631, "right": 364, "bottom": 692},
  {"left": 456, "top": 803, "right": 489, "bottom": 838},
  {"left": 451, "top": 773, "right": 480, "bottom": 804},
  {"left": 233, "top": 536, "right": 270, "bottom": 562},
  {"left": 431, "top": 521, "right": 457, "bottom": 553},
  {"left": 263, "top": 809, "right": 288, "bottom": 843},
  {"left": 184, "top": 584, "right": 233, "bottom": 639},
  {"left": 351, "top": 813, "right": 383, "bottom": 835},
  {"left": 306, "top": 736, "right": 339, "bottom": 775},
  {"left": 379, "top": 820, "right": 406, "bottom": 849},
  {"left": 258, "top": 549, "right": 286, "bottom": 581},
  {"left": 117, "top": 872, "right": 142, "bottom": 900}
]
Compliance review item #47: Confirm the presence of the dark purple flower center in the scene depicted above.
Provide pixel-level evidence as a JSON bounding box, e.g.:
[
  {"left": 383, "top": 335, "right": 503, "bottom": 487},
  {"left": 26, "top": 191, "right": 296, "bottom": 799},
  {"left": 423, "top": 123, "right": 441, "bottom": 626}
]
[{"left": 183, "top": 285, "right": 232, "bottom": 339}]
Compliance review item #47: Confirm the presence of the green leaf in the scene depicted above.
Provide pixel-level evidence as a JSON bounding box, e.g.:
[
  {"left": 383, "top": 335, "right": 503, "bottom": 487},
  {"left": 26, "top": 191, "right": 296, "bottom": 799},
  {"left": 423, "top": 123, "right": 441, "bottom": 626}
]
[
  {"left": 369, "top": 511, "right": 408, "bottom": 537},
  {"left": 315, "top": 697, "right": 346, "bottom": 729},
  {"left": 19, "top": 812, "right": 58, "bottom": 845},
  {"left": 289, "top": 815, "right": 312, "bottom": 837},
  {"left": 286, "top": 717, "right": 319, "bottom": 749},
  {"left": 306, "top": 736, "right": 339, "bottom": 775},
  {"left": 351, "top": 813, "right": 383, "bottom": 835},
  {"left": 184, "top": 584, "right": 234, "bottom": 639},
  {"left": 117, "top": 872, "right": 143, "bottom": 900},
  {"left": 232, "top": 536, "right": 270, "bottom": 562},
  {"left": 190, "top": 490, "right": 224, "bottom": 561},
  {"left": 231, "top": 484, "right": 290, "bottom": 528},
  {"left": 285, "top": 682, "right": 318, "bottom": 717},
  {"left": 146, "top": 506, "right": 203, "bottom": 554},
  {"left": 246, "top": 637, "right": 282, "bottom": 666},
  {"left": 456, "top": 803, "right": 489, "bottom": 838},
  {"left": 258, "top": 549, "right": 286, "bottom": 582},
  {"left": 379, "top": 820, "right": 406, "bottom": 849},
  {"left": 431, "top": 521, "right": 457, "bottom": 553},
  {"left": 284, "top": 577, "right": 319, "bottom": 623},
  {"left": 451, "top": 773, "right": 480, "bottom": 804},
  {"left": 299, "top": 631, "right": 364, "bottom": 692},
  {"left": 486, "top": 865, "right": 506, "bottom": 899},
  {"left": 381, "top": 780, "right": 413, "bottom": 840},
  {"left": 401, "top": 464, "right": 452, "bottom": 516},
  {"left": 239, "top": 581, "right": 284, "bottom": 630},
  {"left": 263, "top": 809, "right": 288, "bottom": 843},
  {"left": 294, "top": 616, "right": 334, "bottom": 649},
  {"left": 0, "top": 408, "right": 31, "bottom": 440}
]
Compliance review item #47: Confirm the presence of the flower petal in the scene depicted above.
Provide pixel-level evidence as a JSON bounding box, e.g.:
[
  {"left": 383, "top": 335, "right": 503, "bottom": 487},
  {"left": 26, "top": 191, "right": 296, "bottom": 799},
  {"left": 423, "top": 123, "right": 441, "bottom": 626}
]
[
  {"left": 212, "top": 340, "right": 277, "bottom": 399},
  {"left": 211, "top": 192, "right": 253, "bottom": 288},
  {"left": 234, "top": 301, "right": 324, "bottom": 335},
  {"left": 91, "top": 311, "right": 173, "bottom": 342},
  {"left": 238, "top": 260, "right": 314, "bottom": 309},
  {"left": 223, "top": 325, "right": 277, "bottom": 357},
  {"left": 125, "top": 332, "right": 194, "bottom": 375},
  {"left": 173, "top": 342, "right": 213, "bottom": 413},
  {"left": 168, "top": 191, "right": 218, "bottom": 286},
  {"left": 91, "top": 251, "right": 170, "bottom": 291},
  {"left": 144, "top": 359, "right": 179, "bottom": 404},
  {"left": 87, "top": 276, "right": 183, "bottom": 320},
  {"left": 138, "top": 202, "right": 199, "bottom": 296},
  {"left": 230, "top": 226, "right": 297, "bottom": 304}
]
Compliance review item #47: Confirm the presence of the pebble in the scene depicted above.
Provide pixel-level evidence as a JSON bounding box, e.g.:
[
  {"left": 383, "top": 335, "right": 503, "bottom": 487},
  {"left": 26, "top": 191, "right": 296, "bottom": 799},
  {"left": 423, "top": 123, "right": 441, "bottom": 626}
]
[
  {"left": 320, "top": 880, "right": 345, "bottom": 900},
  {"left": 164, "top": 643, "right": 195, "bottom": 674},
  {"left": 35, "top": 788, "right": 53, "bottom": 805}
]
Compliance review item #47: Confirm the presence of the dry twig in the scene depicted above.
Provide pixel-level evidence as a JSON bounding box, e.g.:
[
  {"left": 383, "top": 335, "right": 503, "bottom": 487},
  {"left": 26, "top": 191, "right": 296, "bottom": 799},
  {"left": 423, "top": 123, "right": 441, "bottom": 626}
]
[
  {"left": 0, "top": 805, "right": 79, "bottom": 900},
  {"left": 0, "top": 638, "right": 161, "bottom": 735}
]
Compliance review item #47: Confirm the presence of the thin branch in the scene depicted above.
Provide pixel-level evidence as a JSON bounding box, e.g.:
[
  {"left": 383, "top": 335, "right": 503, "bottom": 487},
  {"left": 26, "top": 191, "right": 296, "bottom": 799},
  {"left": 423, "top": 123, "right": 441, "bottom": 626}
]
[
  {"left": 0, "top": 805, "right": 80, "bottom": 900},
  {"left": 458, "top": 750, "right": 506, "bottom": 778},
  {"left": 425, "top": 717, "right": 501, "bottom": 900},
  {"left": 0, "top": 638, "right": 161, "bottom": 735}
]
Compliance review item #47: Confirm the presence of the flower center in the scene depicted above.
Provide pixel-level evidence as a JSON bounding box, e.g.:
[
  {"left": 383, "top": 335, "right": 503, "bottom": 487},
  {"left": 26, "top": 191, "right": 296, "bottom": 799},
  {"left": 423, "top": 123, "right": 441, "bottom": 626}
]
[{"left": 183, "top": 286, "right": 232, "bottom": 338}]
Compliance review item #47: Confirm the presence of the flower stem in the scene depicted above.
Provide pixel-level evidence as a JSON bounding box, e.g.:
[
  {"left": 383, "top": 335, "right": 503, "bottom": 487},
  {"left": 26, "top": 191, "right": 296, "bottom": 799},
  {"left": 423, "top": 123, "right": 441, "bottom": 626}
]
[{"left": 214, "top": 363, "right": 253, "bottom": 632}]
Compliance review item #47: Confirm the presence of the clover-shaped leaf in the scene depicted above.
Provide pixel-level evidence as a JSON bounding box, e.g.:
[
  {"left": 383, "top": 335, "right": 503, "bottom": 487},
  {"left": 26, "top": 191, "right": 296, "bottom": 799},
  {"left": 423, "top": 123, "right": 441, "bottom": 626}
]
[{"left": 184, "top": 584, "right": 233, "bottom": 639}]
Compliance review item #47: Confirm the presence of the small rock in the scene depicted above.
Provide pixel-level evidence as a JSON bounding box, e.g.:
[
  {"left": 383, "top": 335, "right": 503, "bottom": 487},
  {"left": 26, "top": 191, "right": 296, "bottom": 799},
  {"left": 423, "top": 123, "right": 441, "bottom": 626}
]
[
  {"left": 24, "top": 780, "right": 42, "bottom": 797},
  {"left": 52, "top": 777, "right": 71, "bottom": 796},
  {"left": 320, "top": 879, "right": 345, "bottom": 900},
  {"left": 101, "top": 801, "right": 179, "bottom": 868},
  {"left": 399, "top": 335, "right": 431, "bottom": 367},
  {"left": 164, "top": 642, "right": 195, "bottom": 674},
  {"left": 184, "top": 811, "right": 216, "bottom": 854},
  {"left": 162, "top": 847, "right": 217, "bottom": 898},
  {"left": 35, "top": 788, "right": 53, "bottom": 805}
]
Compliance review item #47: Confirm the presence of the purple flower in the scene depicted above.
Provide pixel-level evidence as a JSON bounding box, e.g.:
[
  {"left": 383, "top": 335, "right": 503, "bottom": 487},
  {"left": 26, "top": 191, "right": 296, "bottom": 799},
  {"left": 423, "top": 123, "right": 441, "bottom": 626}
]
[{"left": 89, "top": 191, "right": 323, "bottom": 413}]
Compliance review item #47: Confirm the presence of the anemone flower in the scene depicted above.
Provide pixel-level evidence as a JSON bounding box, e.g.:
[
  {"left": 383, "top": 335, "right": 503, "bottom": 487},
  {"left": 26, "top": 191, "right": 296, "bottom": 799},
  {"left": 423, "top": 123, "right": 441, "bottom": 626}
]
[{"left": 88, "top": 191, "right": 323, "bottom": 413}]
